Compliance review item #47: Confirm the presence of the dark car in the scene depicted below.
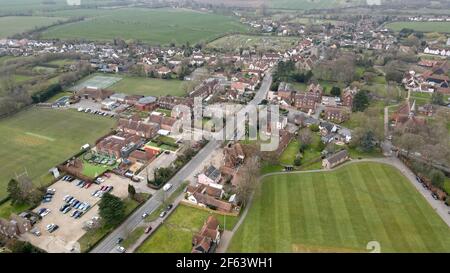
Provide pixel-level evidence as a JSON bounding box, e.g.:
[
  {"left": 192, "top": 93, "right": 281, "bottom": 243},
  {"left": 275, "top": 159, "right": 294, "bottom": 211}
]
[
  {"left": 166, "top": 204, "right": 173, "bottom": 211},
  {"left": 49, "top": 225, "right": 59, "bottom": 233},
  {"left": 117, "top": 238, "right": 123, "bottom": 244},
  {"left": 145, "top": 226, "right": 153, "bottom": 234}
]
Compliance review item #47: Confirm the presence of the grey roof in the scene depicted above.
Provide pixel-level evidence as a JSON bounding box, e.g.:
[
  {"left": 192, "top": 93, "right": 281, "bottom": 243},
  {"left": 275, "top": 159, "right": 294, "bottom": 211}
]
[
  {"left": 110, "top": 93, "right": 127, "bottom": 99},
  {"left": 326, "top": 150, "right": 349, "bottom": 164},
  {"left": 138, "top": 96, "right": 157, "bottom": 104}
]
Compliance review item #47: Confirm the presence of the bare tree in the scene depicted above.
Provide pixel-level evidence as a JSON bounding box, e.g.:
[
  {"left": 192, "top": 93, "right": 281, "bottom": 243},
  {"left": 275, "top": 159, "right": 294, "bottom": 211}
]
[
  {"left": 236, "top": 156, "right": 260, "bottom": 207},
  {"left": 298, "top": 128, "right": 313, "bottom": 147}
]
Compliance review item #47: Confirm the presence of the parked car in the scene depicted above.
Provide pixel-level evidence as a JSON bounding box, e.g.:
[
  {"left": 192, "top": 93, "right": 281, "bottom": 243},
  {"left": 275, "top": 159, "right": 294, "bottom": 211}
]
[
  {"left": 145, "top": 226, "right": 153, "bottom": 234},
  {"left": 63, "top": 206, "right": 71, "bottom": 214},
  {"left": 46, "top": 224, "right": 59, "bottom": 233},
  {"left": 163, "top": 183, "right": 172, "bottom": 192},
  {"left": 159, "top": 211, "right": 167, "bottom": 218},
  {"left": 41, "top": 209, "right": 51, "bottom": 217},
  {"left": 431, "top": 193, "right": 438, "bottom": 200},
  {"left": 166, "top": 204, "right": 173, "bottom": 211},
  {"left": 116, "top": 246, "right": 126, "bottom": 253}
]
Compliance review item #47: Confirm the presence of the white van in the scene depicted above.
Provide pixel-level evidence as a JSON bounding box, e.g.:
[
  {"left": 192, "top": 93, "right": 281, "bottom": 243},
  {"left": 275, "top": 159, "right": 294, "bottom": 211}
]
[{"left": 163, "top": 183, "right": 172, "bottom": 192}]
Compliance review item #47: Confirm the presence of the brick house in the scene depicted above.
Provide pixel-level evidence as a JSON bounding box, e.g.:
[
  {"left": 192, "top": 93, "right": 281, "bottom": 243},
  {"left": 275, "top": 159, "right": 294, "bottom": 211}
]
[
  {"left": 117, "top": 118, "right": 158, "bottom": 139},
  {"left": 322, "top": 150, "right": 349, "bottom": 169},
  {"left": 191, "top": 216, "right": 221, "bottom": 253},
  {"left": 294, "top": 92, "right": 317, "bottom": 114},
  {"left": 323, "top": 106, "right": 350, "bottom": 123},
  {"left": 342, "top": 86, "right": 358, "bottom": 107}
]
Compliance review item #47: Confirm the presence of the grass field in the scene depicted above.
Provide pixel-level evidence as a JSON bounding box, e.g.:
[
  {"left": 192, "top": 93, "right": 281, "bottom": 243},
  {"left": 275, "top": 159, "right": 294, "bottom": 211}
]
[
  {"left": 0, "top": 108, "right": 115, "bottom": 199},
  {"left": 208, "top": 34, "right": 298, "bottom": 52},
  {"left": 386, "top": 21, "right": 450, "bottom": 33},
  {"left": 137, "top": 204, "right": 238, "bottom": 253},
  {"left": 41, "top": 8, "right": 248, "bottom": 45},
  {"left": 0, "top": 16, "right": 65, "bottom": 38},
  {"left": 229, "top": 162, "right": 450, "bottom": 253},
  {"left": 109, "top": 76, "right": 186, "bottom": 97}
]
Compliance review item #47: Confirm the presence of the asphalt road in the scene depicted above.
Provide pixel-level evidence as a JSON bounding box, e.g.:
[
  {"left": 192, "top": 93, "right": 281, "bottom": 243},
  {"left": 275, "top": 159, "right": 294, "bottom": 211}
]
[{"left": 90, "top": 72, "right": 273, "bottom": 253}]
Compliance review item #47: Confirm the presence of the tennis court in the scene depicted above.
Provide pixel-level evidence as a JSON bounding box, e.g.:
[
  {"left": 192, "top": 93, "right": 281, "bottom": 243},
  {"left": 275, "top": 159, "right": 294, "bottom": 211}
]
[{"left": 71, "top": 75, "right": 122, "bottom": 92}]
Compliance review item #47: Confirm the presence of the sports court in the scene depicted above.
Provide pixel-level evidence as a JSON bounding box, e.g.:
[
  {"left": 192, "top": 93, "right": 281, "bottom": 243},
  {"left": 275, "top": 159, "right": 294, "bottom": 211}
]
[{"left": 71, "top": 75, "right": 122, "bottom": 92}]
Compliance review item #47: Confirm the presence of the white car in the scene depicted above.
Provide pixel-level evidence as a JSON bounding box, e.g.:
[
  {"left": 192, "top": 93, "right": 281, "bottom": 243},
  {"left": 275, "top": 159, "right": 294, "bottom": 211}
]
[
  {"left": 41, "top": 209, "right": 51, "bottom": 217},
  {"left": 142, "top": 213, "right": 149, "bottom": 219},
  {"left": 96, "top": 177, "right": 105, "bottom": 183},
  {"left": 163, "top": 183, "right": 172, "bottom": 192},
  {"left": 46, "top": 224, "right": 55, "bottom": 231},
  {"left": 116, "top": 246, "right": 126, "bottom": 253}
]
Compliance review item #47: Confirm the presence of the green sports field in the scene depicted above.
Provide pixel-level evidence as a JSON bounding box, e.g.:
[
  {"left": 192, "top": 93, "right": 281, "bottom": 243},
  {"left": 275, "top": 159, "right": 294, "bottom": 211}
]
[
  {"left": 0, "top": 108, "right": 115, "bottom": 199},
  {"left": 41, "top": 8, "right": 249, "bottom": 45},
  {"left": 109, "top": 77, "right": 186, "bottom": 97},
  {"left": 386, "top": 21, "right": 450, "bottom": 33},
  {"left": 0, "top": 16, "right": 65, "bottom": 38},
  {"left": 229, "top": 162, "right": 450, "bottom": 253}
]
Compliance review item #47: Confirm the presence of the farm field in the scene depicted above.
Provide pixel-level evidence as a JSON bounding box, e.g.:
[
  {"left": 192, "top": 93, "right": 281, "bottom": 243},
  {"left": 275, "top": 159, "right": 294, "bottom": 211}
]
[
  {"left": 0, "top": 0, "right": 119, "bottom": 15},
  {"left": 0, "top": 16, "right": 65, "bottom": 38},
  {"left": 137, "top": 204, "right": 238, "bottom": 253},
  {"left": 229, "top": 162, "right": 450, "bottom": 253},
  {"left": 386, "top": 21, "right": 450, "bottom": 33},
  {"left": 208, "top": 34, "right": 298, "bottom": 52},
  {"left": 0, "top": 108, "right": 115, "bottom": 199},
  {"left": 109, "top": 76, "right": 186, "bottom": 97},
  {"left": 41, "top": 8, "right": 249, "bottom": 45}
]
